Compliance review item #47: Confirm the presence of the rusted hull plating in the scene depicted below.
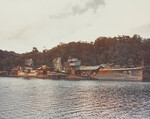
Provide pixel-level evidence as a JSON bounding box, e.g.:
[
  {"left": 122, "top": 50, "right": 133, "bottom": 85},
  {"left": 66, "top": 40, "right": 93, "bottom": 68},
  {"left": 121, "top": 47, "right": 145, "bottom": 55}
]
[{"left": 91, "top": 67, "right": 143, "bottom": 81}]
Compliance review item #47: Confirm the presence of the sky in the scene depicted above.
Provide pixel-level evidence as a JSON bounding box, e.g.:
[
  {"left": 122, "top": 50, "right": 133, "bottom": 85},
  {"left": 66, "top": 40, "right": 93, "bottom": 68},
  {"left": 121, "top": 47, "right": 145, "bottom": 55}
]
[{"left": 0, "top": 0, "right": 150, "bottom": 53}]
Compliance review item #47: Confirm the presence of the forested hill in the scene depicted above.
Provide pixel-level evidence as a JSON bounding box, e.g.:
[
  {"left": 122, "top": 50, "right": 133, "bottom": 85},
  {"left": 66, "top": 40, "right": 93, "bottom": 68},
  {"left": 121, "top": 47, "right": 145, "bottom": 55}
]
[
  {"left": 0, "top": 50, "right": 17, "bottom": 59},
  {"left": 0, "top": 35, "right": 150, "bottom": 71},
  {"left": 0, "top": 50, "right": 18, "bottom": 71}
]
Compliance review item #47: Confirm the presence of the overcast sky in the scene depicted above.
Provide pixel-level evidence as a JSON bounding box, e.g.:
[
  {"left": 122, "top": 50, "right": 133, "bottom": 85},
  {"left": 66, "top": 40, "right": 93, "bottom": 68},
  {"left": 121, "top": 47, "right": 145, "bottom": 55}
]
[{"left": 0, "top": 0, "right": 150, "bottom": 53}]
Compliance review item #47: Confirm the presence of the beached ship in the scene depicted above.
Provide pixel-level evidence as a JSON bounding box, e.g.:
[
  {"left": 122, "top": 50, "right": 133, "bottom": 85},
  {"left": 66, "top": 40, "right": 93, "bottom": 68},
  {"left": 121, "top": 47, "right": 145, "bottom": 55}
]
[
  {"left": 78, "top": 66, "right": 143, "bottom": 81},
  {"left": 7, "top": 58, "right": 143, "bottom": 81},
  {"left": 65, "top": 58, "right": 143, "bottom": 81}
]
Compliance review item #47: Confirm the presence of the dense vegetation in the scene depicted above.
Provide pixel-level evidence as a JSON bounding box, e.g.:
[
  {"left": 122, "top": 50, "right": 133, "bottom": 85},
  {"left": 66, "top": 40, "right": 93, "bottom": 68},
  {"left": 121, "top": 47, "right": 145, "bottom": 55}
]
[{"left": 0, "top": 35, "right": 150, "bottom": 71}]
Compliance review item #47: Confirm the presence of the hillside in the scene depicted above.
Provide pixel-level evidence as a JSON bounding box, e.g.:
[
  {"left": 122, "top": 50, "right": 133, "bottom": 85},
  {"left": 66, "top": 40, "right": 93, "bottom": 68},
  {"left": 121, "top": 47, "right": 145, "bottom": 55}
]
[{"left": 0, "top": 34, "right": 150, "bottom": 71}]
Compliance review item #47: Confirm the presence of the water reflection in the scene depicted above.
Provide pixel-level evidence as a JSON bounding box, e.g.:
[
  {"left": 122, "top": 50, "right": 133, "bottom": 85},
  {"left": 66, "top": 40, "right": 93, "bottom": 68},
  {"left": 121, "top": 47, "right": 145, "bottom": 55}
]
[{"left": 0, "top": 78, "right": 150, "bottom": 119}]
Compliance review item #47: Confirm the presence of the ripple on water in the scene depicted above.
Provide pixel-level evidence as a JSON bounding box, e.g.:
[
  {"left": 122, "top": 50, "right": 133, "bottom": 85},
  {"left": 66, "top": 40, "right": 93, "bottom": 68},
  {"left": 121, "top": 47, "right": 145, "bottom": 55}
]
[{"left": 0, "top": 77, "right": 150, "bottom": 119}]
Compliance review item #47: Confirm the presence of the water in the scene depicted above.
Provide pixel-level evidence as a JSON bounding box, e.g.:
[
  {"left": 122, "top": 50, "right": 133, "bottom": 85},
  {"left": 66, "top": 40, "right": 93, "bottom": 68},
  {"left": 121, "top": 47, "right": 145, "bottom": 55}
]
[{"left": 0, "top": 77, "right": 150, "bottom": 119}]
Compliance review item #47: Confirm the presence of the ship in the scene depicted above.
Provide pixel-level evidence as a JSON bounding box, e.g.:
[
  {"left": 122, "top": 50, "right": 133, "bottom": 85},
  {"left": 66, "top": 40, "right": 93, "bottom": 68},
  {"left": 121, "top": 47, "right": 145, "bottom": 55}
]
[
  {"left": 78, "top": 66, "right": 143, "bottom": 81},
  {"left": 8, "top": 58, "right": 143, "bottom": 81},
  {"left": 64, "top": 58, "right": 143, "bottom": 81}
]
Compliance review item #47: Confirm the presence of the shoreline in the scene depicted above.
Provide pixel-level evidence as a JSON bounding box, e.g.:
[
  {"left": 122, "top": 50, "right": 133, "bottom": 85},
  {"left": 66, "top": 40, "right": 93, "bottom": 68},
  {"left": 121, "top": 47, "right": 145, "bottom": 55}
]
[{"left": 0, "top": 74, "right": 143, "bottom": 82}]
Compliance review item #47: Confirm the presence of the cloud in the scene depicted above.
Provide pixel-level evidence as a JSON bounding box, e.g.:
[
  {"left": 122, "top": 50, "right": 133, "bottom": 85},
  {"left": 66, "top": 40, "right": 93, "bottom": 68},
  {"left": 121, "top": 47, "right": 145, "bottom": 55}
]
[
  {"left": 131, "top": 23, "right": 150, "bottom": 38},
  {"left": 72, "top": 0, "right": 105, "bottom": 14},
  {"left": 50, "top": 0, "right": 105, "bottom": 18},
  {"left": 140, "top": 24, "right": 150, "bottom": 32}
]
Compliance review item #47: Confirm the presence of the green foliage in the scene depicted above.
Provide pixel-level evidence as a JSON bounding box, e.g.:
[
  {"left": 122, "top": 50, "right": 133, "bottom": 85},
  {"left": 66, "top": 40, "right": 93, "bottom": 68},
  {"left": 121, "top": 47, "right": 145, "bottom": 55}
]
[
  {"left": 142, "top": 38, "right": 150, "bottom": 65},
  {"left": 0, "top": 35, "right": 150, "bottom": 71}
]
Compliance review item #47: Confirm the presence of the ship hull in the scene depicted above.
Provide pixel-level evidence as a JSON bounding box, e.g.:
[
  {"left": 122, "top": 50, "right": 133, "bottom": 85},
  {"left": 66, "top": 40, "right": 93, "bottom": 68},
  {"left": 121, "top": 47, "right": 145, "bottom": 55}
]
[{"left": 91, "top": 67, "right": 143, "bottom": 81}]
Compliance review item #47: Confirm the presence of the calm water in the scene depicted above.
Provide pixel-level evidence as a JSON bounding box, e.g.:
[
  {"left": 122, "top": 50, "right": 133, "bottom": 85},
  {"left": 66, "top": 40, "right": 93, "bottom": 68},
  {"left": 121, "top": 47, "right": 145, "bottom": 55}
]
[{"left": 0, "top": 77, "right": 150, "bottom": 119}]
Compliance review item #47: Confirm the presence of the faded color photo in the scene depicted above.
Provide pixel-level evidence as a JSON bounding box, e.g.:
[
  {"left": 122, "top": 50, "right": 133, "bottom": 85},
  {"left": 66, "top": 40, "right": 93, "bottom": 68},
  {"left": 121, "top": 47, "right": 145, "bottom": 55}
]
[{"left": 0, "top": 0, "right": 150, "bottom": 119}]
